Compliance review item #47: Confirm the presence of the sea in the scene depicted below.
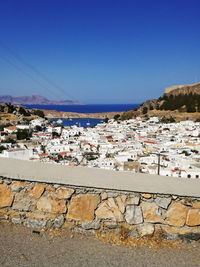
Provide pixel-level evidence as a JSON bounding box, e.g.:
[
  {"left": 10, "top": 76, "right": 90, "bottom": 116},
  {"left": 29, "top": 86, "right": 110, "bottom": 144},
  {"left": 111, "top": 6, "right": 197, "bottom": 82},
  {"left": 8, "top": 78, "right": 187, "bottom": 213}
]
[{"left": 24, "top": 104, "right": 139, "bottom": 128}]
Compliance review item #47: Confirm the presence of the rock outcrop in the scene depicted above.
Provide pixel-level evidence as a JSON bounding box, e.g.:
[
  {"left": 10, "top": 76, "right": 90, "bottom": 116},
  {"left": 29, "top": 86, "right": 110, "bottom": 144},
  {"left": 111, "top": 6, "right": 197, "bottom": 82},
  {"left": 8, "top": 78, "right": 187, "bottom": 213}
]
[
  {"left": 0, "top": 103, "right": 46, "bottom": 126},
  {"left": 165, "top": 82, "right": 200, "bottom": 96},
  {"left": 136, "top": 81, "right": 200, "bottom": 116}
]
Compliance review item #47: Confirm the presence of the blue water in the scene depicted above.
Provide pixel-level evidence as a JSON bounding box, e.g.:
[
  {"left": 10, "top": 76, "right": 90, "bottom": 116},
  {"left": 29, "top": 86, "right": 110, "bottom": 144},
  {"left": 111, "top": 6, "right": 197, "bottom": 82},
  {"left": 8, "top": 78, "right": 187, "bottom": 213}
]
[
  {"left": 24, "top": 104, "right": 139, "bottom": 113},
  {"left": 25, "top": 104, "right": 139, "bottom": 128},
  {"left": 49, "top": 118, "right": 103, "bottom": 128}
]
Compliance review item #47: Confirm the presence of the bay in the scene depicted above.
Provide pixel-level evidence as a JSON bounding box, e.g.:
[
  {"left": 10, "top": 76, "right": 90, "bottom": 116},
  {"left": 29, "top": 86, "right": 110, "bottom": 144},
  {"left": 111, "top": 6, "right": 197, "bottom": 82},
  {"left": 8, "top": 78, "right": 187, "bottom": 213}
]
[
  {"left": 24, "top": 104, "right": 139, "bottom": 113},
  {"left": 49, "top": 118, "right": 104, "bottom": 128},
  {"left": 24, "top": 103, "right": 139, "bottom": 128}
]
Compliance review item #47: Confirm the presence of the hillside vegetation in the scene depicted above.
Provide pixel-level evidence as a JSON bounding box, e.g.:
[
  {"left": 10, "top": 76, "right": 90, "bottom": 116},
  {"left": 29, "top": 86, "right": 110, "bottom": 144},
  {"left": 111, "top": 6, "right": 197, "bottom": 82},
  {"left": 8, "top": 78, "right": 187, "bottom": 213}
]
[
  {"left": 116, "top": 82, "right": 200, "bottom": 121},
  {"left": 139, "top": 82, "right": 200, "bottom": 114},
  {"left": 158, "top": 93, "right": 200, "bottom": 113},
  {"left": 0, "top": 103, "right": 45, "bottom": 126}
]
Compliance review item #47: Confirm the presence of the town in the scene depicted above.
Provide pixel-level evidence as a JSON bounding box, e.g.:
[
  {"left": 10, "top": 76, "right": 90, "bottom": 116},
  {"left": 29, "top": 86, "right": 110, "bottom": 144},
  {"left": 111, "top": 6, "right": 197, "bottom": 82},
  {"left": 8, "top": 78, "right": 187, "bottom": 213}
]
[{"left": 0, "top": 116, "right": 200, "bottom": 179}]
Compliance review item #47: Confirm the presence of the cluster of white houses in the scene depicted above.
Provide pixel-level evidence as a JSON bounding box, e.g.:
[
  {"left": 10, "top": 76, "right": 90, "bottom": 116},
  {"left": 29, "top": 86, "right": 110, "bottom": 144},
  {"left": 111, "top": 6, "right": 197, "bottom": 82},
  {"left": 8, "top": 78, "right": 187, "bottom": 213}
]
[{"left": 0, "top": 117, "right": 200, "bottom": 179}]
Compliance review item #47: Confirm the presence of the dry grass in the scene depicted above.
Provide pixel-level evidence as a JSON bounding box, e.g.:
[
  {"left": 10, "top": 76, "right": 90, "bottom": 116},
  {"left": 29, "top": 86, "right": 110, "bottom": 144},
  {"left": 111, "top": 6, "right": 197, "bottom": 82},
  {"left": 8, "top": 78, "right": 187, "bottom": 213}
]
[
  {"left": 46, "top": 225, "right": 183, "bottom": 250},
  {"left": 148, "top": 110, "right": 200, "bottom": 121},
  {"left": 95, "top": 229, "right": 182, "bottom": 250}
]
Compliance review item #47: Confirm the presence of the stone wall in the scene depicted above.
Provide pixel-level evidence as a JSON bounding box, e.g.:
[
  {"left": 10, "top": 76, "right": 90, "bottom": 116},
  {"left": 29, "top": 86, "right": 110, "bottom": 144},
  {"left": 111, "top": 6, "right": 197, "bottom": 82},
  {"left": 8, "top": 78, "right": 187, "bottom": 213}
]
[{"left": 1, "top": 177, "right": 200, "bottom": 241}]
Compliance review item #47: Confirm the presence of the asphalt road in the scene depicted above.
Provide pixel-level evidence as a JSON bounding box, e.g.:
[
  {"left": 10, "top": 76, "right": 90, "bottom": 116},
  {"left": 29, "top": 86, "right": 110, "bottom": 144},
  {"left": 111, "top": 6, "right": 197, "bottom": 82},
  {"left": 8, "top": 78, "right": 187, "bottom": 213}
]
[{"left": 0, "top": 224, "right": 200, "bottom": 267}]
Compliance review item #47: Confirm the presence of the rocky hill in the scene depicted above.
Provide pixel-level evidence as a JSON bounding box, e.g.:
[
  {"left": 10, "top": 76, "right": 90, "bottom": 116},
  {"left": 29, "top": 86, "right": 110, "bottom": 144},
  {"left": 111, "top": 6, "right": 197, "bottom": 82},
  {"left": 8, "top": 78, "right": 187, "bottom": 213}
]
[
  {"left": 137, "top": 82, "right": 200, "bottom": 114},
  {"left": 165, "top": 82, "right": 200, "bottom": 96},
  {"left": 0, "top": 94, "right": 80, "bottom": 105},
  {"left": 116, "top": 82, "right": 200, "bottom": 121},
  {"left": 0, "top": 103, "right": 45, "bottom": 126}
]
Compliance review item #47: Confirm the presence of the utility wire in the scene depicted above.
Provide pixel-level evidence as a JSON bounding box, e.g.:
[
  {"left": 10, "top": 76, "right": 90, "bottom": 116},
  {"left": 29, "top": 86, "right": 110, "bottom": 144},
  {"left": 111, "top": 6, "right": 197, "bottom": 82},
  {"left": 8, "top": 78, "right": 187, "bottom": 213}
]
[
  {"left": 0, "top": 40, "right": 78, "bottom": 101},
  {"left": 0, "top": 54, "right": 60, "bottom": 99}
]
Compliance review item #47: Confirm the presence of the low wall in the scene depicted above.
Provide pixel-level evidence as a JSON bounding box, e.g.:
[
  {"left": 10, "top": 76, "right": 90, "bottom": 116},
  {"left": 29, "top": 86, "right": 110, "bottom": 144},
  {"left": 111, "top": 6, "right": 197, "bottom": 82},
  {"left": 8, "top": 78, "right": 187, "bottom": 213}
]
[
  {"left": 0, "top": 158, "right": 200, "bottom": 197},
  {"left": 1, "top": 176, "right": 200, "bottom": 241}
]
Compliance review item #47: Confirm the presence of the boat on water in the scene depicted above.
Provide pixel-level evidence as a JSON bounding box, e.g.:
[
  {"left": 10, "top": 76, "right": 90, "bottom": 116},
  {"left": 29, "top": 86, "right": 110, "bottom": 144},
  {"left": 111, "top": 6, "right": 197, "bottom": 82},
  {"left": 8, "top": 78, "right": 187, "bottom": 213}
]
[
  {"left": 57, "top": 119, "right": 63, "bottom": 124},
  {"left": 86, "top": 119, "right": 90, "bottom": 126}
]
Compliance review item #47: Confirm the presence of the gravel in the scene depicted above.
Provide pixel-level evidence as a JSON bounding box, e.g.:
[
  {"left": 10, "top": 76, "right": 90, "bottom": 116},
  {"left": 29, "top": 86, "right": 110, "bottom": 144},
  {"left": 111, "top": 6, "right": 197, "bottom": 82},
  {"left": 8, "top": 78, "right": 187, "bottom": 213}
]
[{"left": 0, "top": 223, "right": 200, "bottom": 267}]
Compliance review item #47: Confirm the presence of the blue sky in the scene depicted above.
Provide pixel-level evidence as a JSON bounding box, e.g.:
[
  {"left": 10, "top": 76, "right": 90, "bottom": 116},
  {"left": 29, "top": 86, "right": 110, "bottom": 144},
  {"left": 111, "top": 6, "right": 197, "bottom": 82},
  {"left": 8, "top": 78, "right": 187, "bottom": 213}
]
[{"left": 0, "top": 0, "right": 200, "bottom": 104}]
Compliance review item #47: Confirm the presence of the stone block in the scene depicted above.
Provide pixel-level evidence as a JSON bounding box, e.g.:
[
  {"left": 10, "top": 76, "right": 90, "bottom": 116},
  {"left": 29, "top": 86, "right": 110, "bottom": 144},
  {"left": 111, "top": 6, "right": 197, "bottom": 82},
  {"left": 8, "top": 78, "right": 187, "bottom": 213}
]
[
  {"left": 46, "top": 186, "right": 56, "bottom": 192},
  {"left": 138, "top": 223, "right": 155, "bottom": 237},
  {"left": 24, "top": 218, "right": 47, "bottom": 228},
  {"left": 54, "top": 215, "right": 65, "bottom": 228},
  {"left": 82, "top": 220, "right": 100, "bottom": 230},
  {"left": 3, "top": 179, "right": 12, "bottom": 185},
  {"left": 0, "top": 215, "right": 8, "bottom": 220},
  {"left": 11, "top": 181, "right": 26, "bottom": 192},
  {"left": 160, "top": 225, "right": 200, "bottom": 235},
  {"left": 12, "top": 193, "right": 33, "bottom": 211},
  {"left": 186, "top": 209, "right": 200, "bottom": 226},
  {"left": 141, "top": 193, "right": 152, "bottom": 199},
  {"left": 103, "top": 221, "right": 119, "bottom": 229},
  {"left": 0, "top": 184, "right": 14, "bottom": 208},
  {"left": 37, "top": 196, "right": 67, "bottom": 214},
  {"left": 180, "top": 199, "right": 193, "bottom": 207},
  {"left": 96, "top": 202, "right": 115, "bottom": 220},
  {"left": 125, "top": 205, "right": 143, "bottom": 225},
  {"left": 51, "top": 197, "right": 67, "bottom": 214},
  {"left": 115, "top": 195, "right": 126, "bottom": 213},
  {"left": 155, "top": 197, "right": 171, "bottom": 209},
  {"left": 101, "top": 192, "right": 108, "bottom": 200},
  {"left": 56, "top": 188, "right": 74, "bottom": 199},
  {"left": 29, "top": 184, "right": 45, "bottom": 199},
  {"left": 160, "top": 225, "right": 200, "bottom": 241},
  {"left": 62, "top": 221, "right": 76, "bottom": 229},
  {"left": 126, "top": 196, "right": 140, "bottom": 206},
  {"left": 141, "top": 202, "right": 163, "bottom": 223},
  {"left": 27, "top": 211, "right": 57, "bottom": 220},
  {"left": 67, "top": 194, "right": 99, "bottom": 222},
  {"left": 166, "top": 202, "right": 189, "bottom": 227},
  {"left": 11, "top": 216, "right": 22, "bottom": 224},
  {"left": 37, "top": 196, "right": 51, "bottom": 213},
  {"left": 192, "top": 201, "right": 200, "bottom": 209},
  {"left": 95, "top": 197, "right": 124, "bottom": 222},
  {"left": 107, "top": 192, "right": 119, "bottom": 198}
]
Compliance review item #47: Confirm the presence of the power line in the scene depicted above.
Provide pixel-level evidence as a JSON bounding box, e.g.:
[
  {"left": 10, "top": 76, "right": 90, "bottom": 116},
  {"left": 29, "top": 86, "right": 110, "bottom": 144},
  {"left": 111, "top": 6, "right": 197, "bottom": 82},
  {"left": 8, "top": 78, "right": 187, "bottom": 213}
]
[
  {"left": 0, "top": 54, "right": 59, "bottom": 99},
  {"left": 0, "top": 40, "right": 78, "bottom": 101}
]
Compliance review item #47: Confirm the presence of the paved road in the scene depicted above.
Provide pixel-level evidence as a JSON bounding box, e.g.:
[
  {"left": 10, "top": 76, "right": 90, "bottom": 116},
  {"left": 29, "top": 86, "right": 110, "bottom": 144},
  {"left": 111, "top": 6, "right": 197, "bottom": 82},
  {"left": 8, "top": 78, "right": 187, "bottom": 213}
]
[{"left": 0, "top": 224, "right": 200, "bottom": 267}]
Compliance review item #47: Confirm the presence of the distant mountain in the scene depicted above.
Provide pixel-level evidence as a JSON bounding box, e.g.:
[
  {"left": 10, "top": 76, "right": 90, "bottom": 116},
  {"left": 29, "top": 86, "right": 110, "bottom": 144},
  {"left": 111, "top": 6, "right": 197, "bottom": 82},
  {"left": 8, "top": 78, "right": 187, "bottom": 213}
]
[{"left": 0, "top": 94, "right": 81, "bottom": 105}]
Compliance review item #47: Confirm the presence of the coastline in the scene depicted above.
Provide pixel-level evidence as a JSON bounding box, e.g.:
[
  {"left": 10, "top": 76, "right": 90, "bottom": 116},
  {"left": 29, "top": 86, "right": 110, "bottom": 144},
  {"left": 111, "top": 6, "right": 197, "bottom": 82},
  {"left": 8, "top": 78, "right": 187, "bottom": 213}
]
[
  {"left": 42, "top": 109, "right": 124, "bottom": 119},
  {"left": 40, "top": 108, "right": 200, "bottom": 121}
]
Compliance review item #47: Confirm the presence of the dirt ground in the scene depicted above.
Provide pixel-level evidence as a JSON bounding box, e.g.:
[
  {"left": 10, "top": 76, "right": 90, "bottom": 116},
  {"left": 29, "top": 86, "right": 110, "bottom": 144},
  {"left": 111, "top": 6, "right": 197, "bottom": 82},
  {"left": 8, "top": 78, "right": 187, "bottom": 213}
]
[{"left": 0, "top": 223, "right": 200, "bottom": 267}]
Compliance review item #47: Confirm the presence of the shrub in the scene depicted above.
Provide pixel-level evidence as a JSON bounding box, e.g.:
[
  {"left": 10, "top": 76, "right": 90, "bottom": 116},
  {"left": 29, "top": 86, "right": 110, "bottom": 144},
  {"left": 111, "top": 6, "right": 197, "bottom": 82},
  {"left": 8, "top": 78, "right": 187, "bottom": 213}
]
[
  {"left": 114, "top": 114, "right": 121, "bottom": 121},
  {"left": 0, "top": 145, "right": 6, "bottom": 153},
  {"left": 17, "top": 129, "right": 31, "bottom": 140},
  {"left": 33, "top": 109, "right": 45, "bottom": 118},
  {"left": 142, "top": 107, "right": 148, "bottom": 114}
]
